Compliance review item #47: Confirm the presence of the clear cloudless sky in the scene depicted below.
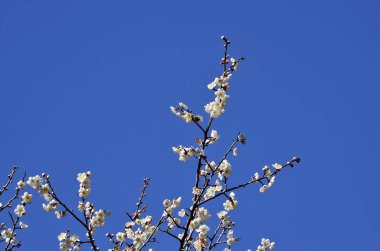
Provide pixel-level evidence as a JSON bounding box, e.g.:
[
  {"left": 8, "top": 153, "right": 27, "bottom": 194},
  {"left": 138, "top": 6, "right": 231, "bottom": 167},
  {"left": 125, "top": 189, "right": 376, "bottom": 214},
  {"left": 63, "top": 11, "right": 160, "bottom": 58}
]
[{"left": 0, "top": 1, "right": 379, "bottom": 250}]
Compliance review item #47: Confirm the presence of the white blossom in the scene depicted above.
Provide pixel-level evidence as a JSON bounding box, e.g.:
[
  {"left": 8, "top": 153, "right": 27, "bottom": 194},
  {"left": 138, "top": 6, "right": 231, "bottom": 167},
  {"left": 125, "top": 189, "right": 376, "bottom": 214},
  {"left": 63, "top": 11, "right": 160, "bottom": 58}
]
[
  {"left": 178, "top": 209, "right": 186, "bottom": 217},
  {"left": 192, "top": 187, "right": 201, "bottom": 195},
  {"left": 205, "top": 88, "right": 230, "bottom": 118},
  {"left": 223, "top": 199, "right": 238, "bottom": 212},
  {"left": 163, "top": 199, "right": 171, "bottom": 208},
  {"left": 27, "top": 175, "right": 43, "bottom": 189},
  {"left": 172, "top": 197, "right": 182, "bottom": 208},
  {"left": 226, "top": 230, "right": 235, "bottom": 245},
  {"left": 55, "top": 211, "right": 67, "bottom": 219},
  {"left": 193, "top": 238, "right": 204, "bottom": 251},
  {"left": 42, "top": 199, "right": 59, "bottom": 212},
  {"left": 116, "top": 232, "right": 126, "bottom": 242},
  {"left": 207, "top": 74, "right": 231, "bottom": 90},
  {"left": 205, "top": 161, "right": 216, "bottom": 172},
  {"left": 58, "top": 232, "right": 67, "bottom": 241},
  {"left": 196, "top": 224, "right": 210, "bottom": 235},
  {"left": 211, "top": 130, "right": 220, "bottom": 141},
  {"left": 90, "top": 209, "right": 108, "bottom": 228},
  {"left": 257, "top": 238, "right": 275, "bottom": 251},
  {"left": 19, "top": 222, "right": 28, "bottom": 229},
  {"left": 78, "top": 201, "right": 86, "bottom": 212},
  {"left": 21, "top": 192, "right": 32, "bottom": 204},
  {"left": 231, "top": 57, "right": 239, "bottom": 71},
  {"left": 170, "top": 103, "right": 203, "bottom": 123},
  {"left": 197, "top": 207, "right": 211, "bottom": 222},
  {"left": 17, "top": 180, "right": 26, "bottom": 189},
  {"left": 222, "top": 192, "right": 238, "bottom": 212},
  {"left": 77, "top": 171, "right": 91, "bottom": 199},
  {"left": 172, "top": 145, "right": 198, "bottom": 161},
  {"left": 268, "top": 176, "right": 276, "bottom": 187},
  {"left": 204, "top": 186, "right": 216, "bottom": 200},
  {"left": 14, "top": 204, "right": 26, "bottom": 217},
  {"left": 259, "top": 185, "right": 269, "bottom": 193},
  {"left": 218, "top": 159, "right": 232, "bottom": 179},
  {"left": 233, "top": 147, "right": 238, "bottom": 156},
  {"left": 262, "top": 165, "right": 272, "bottom": 177},
  {"left": 1, "top": 228, "right": 15, "bottom": 244},
  {"left": 215, "top": 179, "right": 222, "bottom": 191},
  {"left": 272, "top": 163, "right": 282, "bottom": 170}
]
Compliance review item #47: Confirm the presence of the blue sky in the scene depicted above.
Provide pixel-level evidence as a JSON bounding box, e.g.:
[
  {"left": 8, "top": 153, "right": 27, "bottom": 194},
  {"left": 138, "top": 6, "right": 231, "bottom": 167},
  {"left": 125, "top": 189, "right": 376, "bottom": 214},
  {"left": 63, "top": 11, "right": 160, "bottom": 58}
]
[{"left": 1, "top": 1, "right": 379, "bottom": 250}]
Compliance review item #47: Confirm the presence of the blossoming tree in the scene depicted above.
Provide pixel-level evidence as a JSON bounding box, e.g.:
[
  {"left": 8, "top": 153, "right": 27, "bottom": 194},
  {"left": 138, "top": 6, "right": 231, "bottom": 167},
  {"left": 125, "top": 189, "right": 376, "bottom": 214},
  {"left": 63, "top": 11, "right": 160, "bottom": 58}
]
[{"left": 1, "top": 36, "right": 300, "bottom": 251}]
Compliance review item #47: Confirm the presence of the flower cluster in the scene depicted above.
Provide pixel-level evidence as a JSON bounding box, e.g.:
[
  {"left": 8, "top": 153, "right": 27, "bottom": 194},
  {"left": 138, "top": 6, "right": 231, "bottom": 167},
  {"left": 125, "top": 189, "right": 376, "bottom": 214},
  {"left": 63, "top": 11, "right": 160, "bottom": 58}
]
[
  {"left": 27, "top": 172, "right": 109, "bottom": 251},
  {"left": 226, "top": 230, "right": 236, "bottom": 246},
  {"left": 27, "top": 175, "right": 57, "bottom": 211},
  {"left": 0, "top": 167, "right": 31, "bottom": 249},
  {"left": 170, "top": 102, "right": 203, "bottom": 123},
  {"left": 77, "top": 171, "right": 91, "bottom": 199},
  {"left": 205, "top": 78, "right": 231, "bottom": 118},
  {"left": 218, "top": 159, "right": 232, "bottom": 179},
  {"left": 107, "top": 178, "right": 162, "bottom": 251},
  {"left": 204, "top": 180, "right": 222, "bottom": 200},
  {"left": 188, "top": 207, "right": 211, "bottom": 231},
  {"left": 0, "top": 220, "right": 29, "bottom": 248},
  {"left": 254, "top": 238, "right": 275, "bottom": 251},
  {"left": 253, "top": 162, "right": 290, "bottom": 193},
  {"left": 223, "top": 192, "right": 238, "bottom": 211},
  {"left": 172, "top": 145, "right": 203, "bottom": 162},
  {"left": 193, "top": 224, "right": 210, "bottom": 250},
  {"left": 217, "top": 210, "right": 232, "bottom": 227},
  {"left": 201, "top": 130, "right": 220, "bottom": 146},
  {"left": 58, "top": 232, "right": 81, "bottom": 251},
  {"left": 109, "top": 214, "right": 157, "bottom": 250},
  {"left": 1, "top": 229, "right": 15, "bottom": 246},
  {"left": 163, "top": 197, "right": 182, "bottom": 215}
]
